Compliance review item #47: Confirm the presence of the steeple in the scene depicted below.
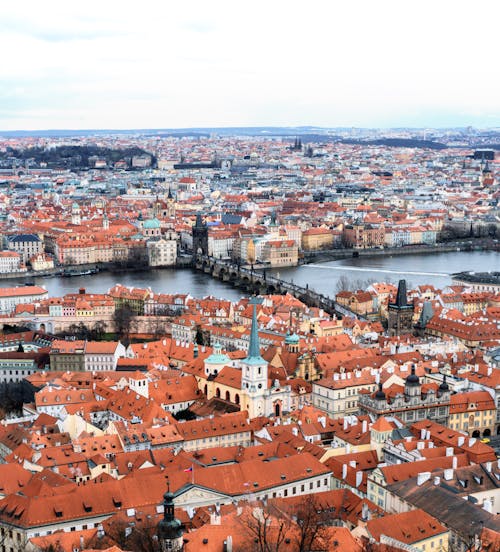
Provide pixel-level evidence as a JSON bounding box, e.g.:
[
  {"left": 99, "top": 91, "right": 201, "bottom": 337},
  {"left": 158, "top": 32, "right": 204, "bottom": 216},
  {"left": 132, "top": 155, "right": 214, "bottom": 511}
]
[
  {"left": 375, "top": 382, "right": 386, "bottom": 400},
  {"left": 157, "top": 481, "right": 184, "bottom": 551},
  {"left": 241, "top": 296, "right": 268, "bottom": 415},
  {"left": 395, "top": 279, "right": 408, "bottom": 307},
  {"left": 246, "top": 296, "right": 264, "bottom": 362},
  {"left": 439, "top": 373, "right": 449, "bottom": 393},
  {"left": 405, "top": 364, "right": 421, "bottom": 397},
  {"left": 102, "top": 211, "right": 109, "bottom": 231},
  {"left": 195, "top": 213, "right": 204, "bottom": 228}
]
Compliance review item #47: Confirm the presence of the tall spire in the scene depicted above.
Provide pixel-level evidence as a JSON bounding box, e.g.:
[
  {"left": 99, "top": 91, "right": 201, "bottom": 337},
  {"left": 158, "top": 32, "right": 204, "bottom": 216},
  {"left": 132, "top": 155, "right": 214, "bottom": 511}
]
[
  {"left": 246, "top": 296, "right": 264, "bottom": 362},
  {"left": 195, "top": 213, "right": 204, "bottom": 227},
  {"left": 395, "top": 279, "right": 408, "bottom": 307},
  {"left": 157, "top": 479, "right": 183, "bottom": 551}
]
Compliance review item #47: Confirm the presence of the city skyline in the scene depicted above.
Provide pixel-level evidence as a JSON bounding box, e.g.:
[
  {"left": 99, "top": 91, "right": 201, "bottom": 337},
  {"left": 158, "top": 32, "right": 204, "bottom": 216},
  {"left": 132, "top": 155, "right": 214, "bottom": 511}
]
[{"left": 2, "top": 0, "right": 500, "bottom": 130}]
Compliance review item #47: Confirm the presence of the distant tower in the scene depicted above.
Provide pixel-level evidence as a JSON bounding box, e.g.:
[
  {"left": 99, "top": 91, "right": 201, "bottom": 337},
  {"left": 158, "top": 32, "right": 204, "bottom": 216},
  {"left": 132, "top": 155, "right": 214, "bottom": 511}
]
[
  {"left": 404, "top": 364, "right": 421, "bottom": 398},
  {"left": 157, "top": 482, "right": 184, "bottom": 551},
  {"left": 167, "top": 187, "right": 176, "bottom": 218},
  {"left": 268, "top": 210, "right": 279, "bottom": 238},
  {"left": 415, "top": 301, "right": 434, "bottom": 337},
  {"left": 285, "top": 310, "right": 300, "bottom": 353},
  {"left": 192, "top": 213, "right": 208, "bottom": 257},
  {"left": 240, "top": 297, "right": 268, "bottom": 417},
  {"left": 153, "top": 194, "right": 160, "bottom": 218},
  {"left": 103, "top": 210, "right": 109, "bottom": 231},
  {"left": 71, "top": 202, "right": 81, "bottom": 225},
  {"left": 387, "top": 279, "right": 414, "bottom": 336},
  {"left": 285, "top": 331, "right": 300, "bottom": 354},
  {"left": 438, "top": 373, "right": 450, "bottom": 398}
]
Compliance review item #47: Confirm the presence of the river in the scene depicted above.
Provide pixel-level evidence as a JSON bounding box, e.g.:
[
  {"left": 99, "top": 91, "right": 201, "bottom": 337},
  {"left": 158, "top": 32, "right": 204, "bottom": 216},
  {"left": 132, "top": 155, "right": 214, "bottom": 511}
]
[
  {"left": 4, "top": 250, "right": 499, "bottom": 301},
  {"left": 270, "top": 250, "right": 499, "bottom": 296}
]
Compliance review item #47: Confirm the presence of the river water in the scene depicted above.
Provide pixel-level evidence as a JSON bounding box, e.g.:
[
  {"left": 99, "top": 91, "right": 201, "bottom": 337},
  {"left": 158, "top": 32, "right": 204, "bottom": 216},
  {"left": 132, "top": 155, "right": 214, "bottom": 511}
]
[{"left": 5, "top": 250, "right": 499, "bottom": 302}]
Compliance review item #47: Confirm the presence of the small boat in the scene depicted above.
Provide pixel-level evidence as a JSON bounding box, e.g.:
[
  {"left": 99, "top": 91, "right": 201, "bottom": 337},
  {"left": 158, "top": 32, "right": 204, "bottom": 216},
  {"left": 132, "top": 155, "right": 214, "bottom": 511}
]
[{"left": 62, "top": 267, "right": 99, "bottom": 277}]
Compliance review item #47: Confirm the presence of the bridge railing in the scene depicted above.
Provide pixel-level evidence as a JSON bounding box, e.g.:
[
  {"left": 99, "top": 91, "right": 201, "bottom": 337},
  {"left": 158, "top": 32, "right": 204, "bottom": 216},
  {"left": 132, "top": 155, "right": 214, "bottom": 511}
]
[{"left": 196, "top": 256, "right": 366, "bottom": 320}]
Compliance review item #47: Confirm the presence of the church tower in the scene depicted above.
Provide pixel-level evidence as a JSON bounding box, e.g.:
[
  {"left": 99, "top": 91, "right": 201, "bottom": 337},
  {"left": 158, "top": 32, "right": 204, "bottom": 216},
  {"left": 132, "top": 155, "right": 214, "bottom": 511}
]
[
  {"left": 285, "top": 331, "right": 300, "bottom": 354},
  {"left": 192, "top": 213, "right": 208, "bottom": 257},
  {"left": 167, "top": 187, "right": 176, "bottom": 218},
  {"left": 71, "top": 202, "right": 81, "bottom": 225},
  {"left": 404, "top": 365, "right": 421, "bottom": 398},
  {"left": 103, "top": 211, "right": 109, "bottom": 231},
  {"left": 240, "top": 297, "right": 268, "bottom": 417},
  {"left": 157, "top": 482, "right": 184, "bottom": 551},
  {"left": 387, "top": 279, "right": 414, "bottom": 336}
]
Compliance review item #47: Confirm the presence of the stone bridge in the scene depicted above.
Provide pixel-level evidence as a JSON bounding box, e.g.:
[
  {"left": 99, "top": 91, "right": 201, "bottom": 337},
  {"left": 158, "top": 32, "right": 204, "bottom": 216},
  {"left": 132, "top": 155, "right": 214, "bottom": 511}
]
[{"left": 194, "top": 256, "right": 364, "bottom": 319}]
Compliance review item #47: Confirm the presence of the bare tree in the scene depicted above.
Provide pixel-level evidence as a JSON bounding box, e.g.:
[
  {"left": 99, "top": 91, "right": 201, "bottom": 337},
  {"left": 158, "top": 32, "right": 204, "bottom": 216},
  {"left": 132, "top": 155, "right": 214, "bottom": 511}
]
[
  {"left": 287, "top": 496, "right": 331, "bottom": 551},
  {"left": 90, "top": 320, "right": 106, "bottom": 340},
  {"left": 148, "top": 317, "right": 166, "bottom": 337},
  {"left": 238, "top": 503, "right": 292, "bottom": 552},
  {"left": 113, "top": 305, "right": 137, "bottom": 343},
  {"left": 237, "top": 495, "right": 333, "bottom": 552},
  {"left": 85, "top": 516, "right": 160, "bottom": 552},
  {"left": 335, "top": 274, "right": 352, "bottom": 293}
]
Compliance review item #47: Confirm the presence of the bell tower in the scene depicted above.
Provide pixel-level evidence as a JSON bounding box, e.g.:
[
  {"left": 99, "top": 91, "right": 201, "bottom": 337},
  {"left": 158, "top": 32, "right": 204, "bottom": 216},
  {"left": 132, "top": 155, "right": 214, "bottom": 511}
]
[
  {"left": 240, "top": 297, "right": 268, "bottom": 416},
  {"left": 103, "top": 210, "right": 109, "bottom": 231},
  {"left": 71, "top": 202, "right": 81, "bottom": 225},
  {"left": 157, "top": 481, "right": 184, "bottom": 551},
  {"left": 167, "top": 187, "right": 176, "bottom": 218}
]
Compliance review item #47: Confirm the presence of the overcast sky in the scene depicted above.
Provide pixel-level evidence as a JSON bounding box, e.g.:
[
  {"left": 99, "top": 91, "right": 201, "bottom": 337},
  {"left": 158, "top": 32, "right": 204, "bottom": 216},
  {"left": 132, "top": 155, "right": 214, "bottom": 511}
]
[{"left": 1, "top": 0, "right": 499, "bottom": 130}]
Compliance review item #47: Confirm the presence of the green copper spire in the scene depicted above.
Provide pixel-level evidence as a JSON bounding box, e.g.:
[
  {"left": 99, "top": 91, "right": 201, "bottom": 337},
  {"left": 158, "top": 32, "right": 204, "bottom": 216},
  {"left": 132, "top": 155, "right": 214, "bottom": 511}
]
[{"left": 246, "top": 296, "right": 264, "bottom": 363}]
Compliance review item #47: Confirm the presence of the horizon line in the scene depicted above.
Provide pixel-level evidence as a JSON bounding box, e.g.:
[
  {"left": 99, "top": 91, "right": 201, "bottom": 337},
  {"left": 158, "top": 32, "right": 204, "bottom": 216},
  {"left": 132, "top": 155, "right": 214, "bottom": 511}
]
[{"left": 1, "top": 124, "right": 500, "bottom": 134}]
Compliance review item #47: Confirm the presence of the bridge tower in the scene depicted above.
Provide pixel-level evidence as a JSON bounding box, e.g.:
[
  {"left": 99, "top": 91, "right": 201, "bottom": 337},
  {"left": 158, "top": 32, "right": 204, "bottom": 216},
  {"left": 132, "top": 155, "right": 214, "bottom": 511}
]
[{"left": 192, "top": 213, "right": 208, "bottom": 257}]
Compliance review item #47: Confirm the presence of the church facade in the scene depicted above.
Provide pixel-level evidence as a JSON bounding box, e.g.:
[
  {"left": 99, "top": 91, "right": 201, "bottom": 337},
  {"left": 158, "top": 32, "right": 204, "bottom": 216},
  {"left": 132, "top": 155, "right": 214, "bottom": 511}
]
[{"left": 201, "top": 298, "right": 291, "bottom": 418}]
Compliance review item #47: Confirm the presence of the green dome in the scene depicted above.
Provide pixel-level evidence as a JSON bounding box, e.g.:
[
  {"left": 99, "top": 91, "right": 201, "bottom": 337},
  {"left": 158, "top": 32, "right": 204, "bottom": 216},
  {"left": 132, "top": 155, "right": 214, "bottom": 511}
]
[
  {"left": 143, "top": 217, "right": 161, "bottom": 229},
  {"left": 205, "top": 342, "right": 230, "bottom": 365},
  {"left": 285, "top": 331, "right": 300, "bottom": 345}
]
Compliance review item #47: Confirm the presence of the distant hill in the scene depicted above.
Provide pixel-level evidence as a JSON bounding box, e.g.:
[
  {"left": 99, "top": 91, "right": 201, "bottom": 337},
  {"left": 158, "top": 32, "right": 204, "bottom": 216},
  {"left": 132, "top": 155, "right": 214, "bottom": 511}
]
[
  {"left": 0, "top": 145, "right": 156, "bottom": 169},
  {"left": 340, "top": 138, "right": 447, "bottom": 149}
]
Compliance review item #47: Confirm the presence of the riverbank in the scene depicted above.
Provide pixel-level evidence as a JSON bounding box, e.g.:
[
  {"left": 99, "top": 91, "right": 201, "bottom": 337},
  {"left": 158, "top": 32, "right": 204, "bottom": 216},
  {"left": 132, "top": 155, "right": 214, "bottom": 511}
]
[
  {"left": 0, "top": 256, "right": 194, "bottom": 282},
  {"left": 301, "top": 238, "right": 497, "bottom": 265}
]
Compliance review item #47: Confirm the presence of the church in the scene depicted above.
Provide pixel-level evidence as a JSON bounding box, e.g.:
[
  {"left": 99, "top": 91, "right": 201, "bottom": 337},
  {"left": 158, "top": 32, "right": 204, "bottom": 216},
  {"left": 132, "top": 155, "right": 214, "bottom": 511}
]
[{"left": 200, "top": 297, "right": 292, "bottom": 418}]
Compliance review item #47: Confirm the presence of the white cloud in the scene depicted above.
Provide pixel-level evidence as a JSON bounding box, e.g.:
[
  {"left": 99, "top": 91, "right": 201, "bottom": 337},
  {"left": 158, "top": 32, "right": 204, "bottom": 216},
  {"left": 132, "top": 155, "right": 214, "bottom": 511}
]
[{"left": 1, "top": 0, "right": 499, "bottom": 129}]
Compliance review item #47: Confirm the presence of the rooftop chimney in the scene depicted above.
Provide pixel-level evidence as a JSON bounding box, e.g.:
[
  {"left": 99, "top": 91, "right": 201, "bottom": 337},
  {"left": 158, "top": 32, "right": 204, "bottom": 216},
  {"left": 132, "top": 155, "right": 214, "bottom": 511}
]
[
  {"left": 224, "top": 535, "right": 233, "bottom": 552},
  {"left": 356, "top": 471, "right": 363, "bottom": 488},
  {"left": 417, "top": 472, "right": 431, "bottom": 486},
  {"left": 483, "top": 499, "right": 493, "bottom": 514}
]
